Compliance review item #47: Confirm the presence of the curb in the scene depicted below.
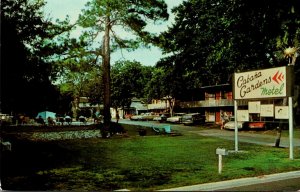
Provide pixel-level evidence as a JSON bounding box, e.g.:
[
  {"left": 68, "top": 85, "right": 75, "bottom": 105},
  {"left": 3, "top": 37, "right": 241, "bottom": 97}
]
[{"left": 160, "top": 170, "right": 300, "bottom": 191}]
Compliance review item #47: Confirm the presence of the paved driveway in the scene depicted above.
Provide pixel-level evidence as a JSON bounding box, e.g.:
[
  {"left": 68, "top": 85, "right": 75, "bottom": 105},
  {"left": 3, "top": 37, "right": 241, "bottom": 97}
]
[
  {"left": 190, "top": 129, "right": 300, "bottom": 147},
  {"left": 118, "top": 119, "right": 300, "bottom": 147}
]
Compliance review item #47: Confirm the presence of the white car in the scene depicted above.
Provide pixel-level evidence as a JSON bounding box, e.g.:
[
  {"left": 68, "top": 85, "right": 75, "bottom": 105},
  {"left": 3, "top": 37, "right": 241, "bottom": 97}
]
[
  {"left": 224, "top": 118, "right": 244, "bottom": 130},
  {"left": 140, "top": 112, "right": 159, "bottom": 121},
  {"left": 153, "top": 113, "right": 171, "bottom": 123},
  {"left": 153, "top": 116, "right": 162, "bottom": 121},
  {"left": 130, "top": 114, "right": 144, "bottom": 121},
  {"left": 166, "top": 113, "right": 186, "bottom": 123}
]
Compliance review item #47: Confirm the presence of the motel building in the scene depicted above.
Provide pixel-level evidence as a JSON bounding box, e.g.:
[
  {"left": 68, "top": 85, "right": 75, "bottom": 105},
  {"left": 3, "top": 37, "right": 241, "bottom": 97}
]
[
  {"left": 179, "top": 84, "right": 247, "bottom": 126},
  {"left": 179, "top": 66, "right": 299, "bottom": 127}
]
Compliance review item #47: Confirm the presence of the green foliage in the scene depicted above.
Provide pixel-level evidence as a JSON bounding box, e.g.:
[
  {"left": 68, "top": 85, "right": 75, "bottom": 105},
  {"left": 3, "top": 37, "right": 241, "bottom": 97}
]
[
  {"left": 57, "top": 53, "right": 102, "bottom": 96},
  {"left": 111, "top": 60, "right": 153, "bottom": 108},
  {"left": 145, "top": 67, "right": 166, "bottom": 99},
  {"left": 57, "top": 0, "right": 169, "bottom": 125},
  {"left": 77, "top": 0, "right": 169, "bottom": 53},
  {"left": 157, "top": 0, "right": 300, "bottom": 98},
  {"left": 1, "top": 0, "right": 74, "bottom": 115}
]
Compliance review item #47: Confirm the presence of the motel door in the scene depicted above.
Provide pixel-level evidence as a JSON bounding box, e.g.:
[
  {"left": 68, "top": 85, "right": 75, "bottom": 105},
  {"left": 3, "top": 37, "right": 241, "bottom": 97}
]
[
  {"left": 216, "top": 111, "right": 221, "bottom": 124},
  {"left": 205, "top": 111, "right": 216, "bottom": 122}
]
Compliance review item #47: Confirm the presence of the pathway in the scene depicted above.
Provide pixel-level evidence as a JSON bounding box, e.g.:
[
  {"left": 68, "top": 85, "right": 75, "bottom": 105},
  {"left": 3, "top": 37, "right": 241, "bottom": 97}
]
[{"left": 190, "top": 129, "right": 300, "bottom": 147}]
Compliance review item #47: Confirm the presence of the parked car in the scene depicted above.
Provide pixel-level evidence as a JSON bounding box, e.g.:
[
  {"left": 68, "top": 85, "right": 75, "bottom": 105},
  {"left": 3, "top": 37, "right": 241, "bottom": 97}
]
[
  {"left": 224, "top": 117, "right": 244, "bottom": 130},
  {"left": 140, "top": 112, "right": 159, "bottom": 121},
  {"left": 153, "top": 113, "right": 170, "bottom": 123},
  {"left": 182, "top": 113, "right": 206, "bottom": 126},
  {"left": 124, "top": 114, "right": 133, "bottom": 119},
  {"left": 79, "top": 116, "right": 86, "bottom": 124},
  {"left": 130, "top": 114, "right": 144, "bottom": 121},
  {"left": 166, "top": 113, "right": 186, "bottom": 123},
  {"left": 244, "top": 122, "right": 267, "bottom": 130},
  {"left": 153, "top": 114, "right": 162, "bottom": 121},
  {"left": 65, "top": 116, "right": 72, "bottom": 125}
]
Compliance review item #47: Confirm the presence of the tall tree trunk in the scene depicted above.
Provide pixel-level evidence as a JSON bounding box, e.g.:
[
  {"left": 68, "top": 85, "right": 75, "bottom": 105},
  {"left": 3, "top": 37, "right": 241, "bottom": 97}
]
[
  {"left": 101, "top": 16, "right": 111, "bottom": 138},
  {"left": 168, "top": 98, "right": 175, "bottom": 116}
]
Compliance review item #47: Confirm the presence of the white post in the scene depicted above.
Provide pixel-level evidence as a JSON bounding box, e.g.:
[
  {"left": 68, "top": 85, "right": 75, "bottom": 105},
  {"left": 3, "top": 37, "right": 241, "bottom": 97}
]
[
  {"left": 218, "top": 154, "right": 222, "bottom": 174},
  {"left": 289, "top": 96, "right": 294, "bottom": 160},
  {"left": 234, "top": 100, "right": 238, "bottom": 151}
]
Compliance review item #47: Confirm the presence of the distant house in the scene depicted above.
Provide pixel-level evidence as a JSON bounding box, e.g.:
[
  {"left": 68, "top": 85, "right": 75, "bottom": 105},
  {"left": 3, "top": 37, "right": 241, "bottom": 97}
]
[
  {"left": 129, "top": 98, "right": 148, "bottom": 115},
  {"left": 72, "top": 97, "right": 102, "bottom": 118},
  {"left": 75, "top": 97, "right": 149, "bottom": 119},
  {"left": 113, "top": 98, "right": 147, "bottom": 119},
  {"left": 147, "top": 99, "right": 170, "bottom": 114},
  {"left": 113, "top": 98, "right": 171, "bottom": 119},
  {"left": 78, "top": 97, "right": 90, "bottom": 108}
]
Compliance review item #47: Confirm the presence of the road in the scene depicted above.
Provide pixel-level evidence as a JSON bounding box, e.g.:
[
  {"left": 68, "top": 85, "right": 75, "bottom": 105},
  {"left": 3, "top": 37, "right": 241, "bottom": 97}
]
[
  {"left": 223, "top": 177, "right": 300, "bottom": 191},
  {"left": 117, "top": 118, "right": 205, "bottom": 131},
  {"left": 161, "top": 171, "right": 300, "bottom": 191},
  {"left": 118, "top": 119, "right": 300, "bottom": 147}
]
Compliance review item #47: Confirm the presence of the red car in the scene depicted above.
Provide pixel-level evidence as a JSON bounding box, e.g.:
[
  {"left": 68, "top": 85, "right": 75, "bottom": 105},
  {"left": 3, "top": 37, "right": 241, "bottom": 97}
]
[{"left": 246, "top": 122, "right": 266, "bottom": 130}]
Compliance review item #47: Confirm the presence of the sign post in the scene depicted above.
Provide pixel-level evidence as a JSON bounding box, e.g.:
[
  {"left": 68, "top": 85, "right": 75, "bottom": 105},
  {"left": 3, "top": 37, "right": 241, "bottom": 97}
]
[
  {"left": 216, "top": 148, "right": 228, "bottom": 174},
  {"left": 234, "top": 100, "right": 238, "bottom": 152},
  {"left": 233, "top": 66, "right": 294, "bottom": 159},
  {"left": 218, "top": 153, "right": 222, "bottom": 174},
  {"left": 289, "top": 96, "right": 294, "bottom": 159}
]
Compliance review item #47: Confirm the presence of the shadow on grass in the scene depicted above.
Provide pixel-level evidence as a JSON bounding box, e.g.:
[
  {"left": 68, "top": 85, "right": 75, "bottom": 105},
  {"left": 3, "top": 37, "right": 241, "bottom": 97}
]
[
  {"left": 2, "top": 123, "right": 299, "bottom": 191},
  {"left": 0, "top": 123, "right": 167, "bottom": 190}
]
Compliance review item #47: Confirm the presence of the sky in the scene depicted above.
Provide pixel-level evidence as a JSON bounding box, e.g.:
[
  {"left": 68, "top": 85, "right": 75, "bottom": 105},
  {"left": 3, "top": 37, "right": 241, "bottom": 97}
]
[{"left": 43, "top": 0, "right": 184, "bottom": 66}]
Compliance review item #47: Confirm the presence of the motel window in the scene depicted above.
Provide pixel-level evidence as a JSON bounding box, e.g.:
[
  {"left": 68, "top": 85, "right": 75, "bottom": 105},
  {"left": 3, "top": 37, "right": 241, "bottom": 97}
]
[{"left": 205, "top": 93, "right": 215, "bottom": 100}]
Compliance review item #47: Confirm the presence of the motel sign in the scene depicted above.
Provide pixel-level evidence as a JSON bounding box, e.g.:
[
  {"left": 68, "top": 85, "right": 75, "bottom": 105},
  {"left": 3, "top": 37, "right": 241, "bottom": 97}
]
[
  {"left": 233, "top": 66, "right": 295, "bottom": 159},
  {"left": 233, "top": 66, "right": 293, "bottom": 100}
]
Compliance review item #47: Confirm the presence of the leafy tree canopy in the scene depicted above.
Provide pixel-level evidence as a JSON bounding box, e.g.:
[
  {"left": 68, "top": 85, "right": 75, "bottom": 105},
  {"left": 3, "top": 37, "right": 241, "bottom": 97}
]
[
  {"left": 111, "top": 60, "right": 153, "bottom": 109},
  {"left": 156, "top": 0, "right": 300, "bottom": 99},
  {"left": 77, "top": 0, "right": 169, "bottom": 52},
  {"left": 1, "top": 0, "right": 73, "bottom": 116},
  {"left": 73, "top": 0, "right": 169, "bottom": 131}
]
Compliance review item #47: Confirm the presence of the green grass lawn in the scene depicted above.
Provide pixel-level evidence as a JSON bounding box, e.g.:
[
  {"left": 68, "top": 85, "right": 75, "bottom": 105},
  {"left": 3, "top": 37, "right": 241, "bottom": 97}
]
[
  {"left": 2, "top": 125, "right": 300, "bottom": 191},
  {"left": 281, "top": 128, "right": 300, "bottom": 138}
]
